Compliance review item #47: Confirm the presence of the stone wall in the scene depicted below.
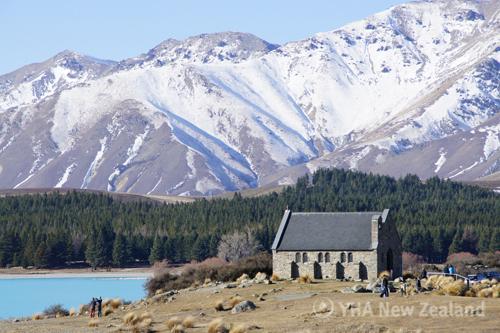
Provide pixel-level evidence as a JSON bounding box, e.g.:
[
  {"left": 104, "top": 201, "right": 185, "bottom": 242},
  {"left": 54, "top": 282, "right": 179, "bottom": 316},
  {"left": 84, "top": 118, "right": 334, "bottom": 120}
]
[{"left": 273, "top": 250, "right": 378, "bottom": 280}]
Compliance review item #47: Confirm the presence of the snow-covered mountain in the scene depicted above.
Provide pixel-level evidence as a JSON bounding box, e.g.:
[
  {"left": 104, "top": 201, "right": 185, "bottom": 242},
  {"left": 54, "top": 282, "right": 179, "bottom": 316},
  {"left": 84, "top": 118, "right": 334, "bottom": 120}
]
[{"left": 0, "top": 0, "right": 498, "bottom": 195}]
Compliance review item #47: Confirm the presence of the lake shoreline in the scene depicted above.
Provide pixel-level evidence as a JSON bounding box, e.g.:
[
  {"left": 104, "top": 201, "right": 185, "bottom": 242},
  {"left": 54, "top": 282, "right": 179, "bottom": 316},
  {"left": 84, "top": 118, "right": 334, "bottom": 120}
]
[{"left": 0, "top": 267, "right": 153, "bottom": 280}]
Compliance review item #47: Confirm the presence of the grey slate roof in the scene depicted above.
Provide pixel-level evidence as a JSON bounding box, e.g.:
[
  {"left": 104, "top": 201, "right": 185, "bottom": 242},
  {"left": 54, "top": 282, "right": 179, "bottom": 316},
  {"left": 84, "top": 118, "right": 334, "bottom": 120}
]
[{"left": 272, "top": 210, "right": 388, "bottom": 251}]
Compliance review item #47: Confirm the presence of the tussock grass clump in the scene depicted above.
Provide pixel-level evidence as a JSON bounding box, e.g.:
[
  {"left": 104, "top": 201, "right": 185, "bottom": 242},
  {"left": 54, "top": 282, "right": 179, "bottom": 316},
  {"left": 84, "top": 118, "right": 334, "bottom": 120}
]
[
  {"left": 270, "top": 273, "right": 280, "bottom": 281},
  {"left": 88, "top": 319, "right": 99, "bottom": 327},
  {"left": 298, "top": 275, "right": 312, "bottom": 284},
  {"left": 123, "top": 311, "right": 140, "bottom": 325},
  {"left": 166, "top": 316, "right": 182, "bottom": 330},
  {"left": 171, "top": 324, "right": 185, "bottom": 333},
  {"left": 229, "top": 323, "right": 248, "bottom": 333},
  {"left": 110, "top": 298, "right": 122, "bottom": 309},
  {"left": 32, "top": 313, "right": 43, "bottom": 320},
  {"left": 229, "top": 296, "right": 244, "bottom": 309},
  {"left": 214, "top": 299, "right": 225, "bottom": 312},
  {"left": 69, "top": 307, "right": 77, "bottom": 317},
  {"left": 78, "top": 304, "right": 88, "bottom": 316},
  {"left": 182, "top": 315, "right": 195, "bottom": 328},
  {"left": 103, "top": 307, "right": 113, "bottom": 317},
  {"left": 207, "top": 318, "right": 229, "bottom": 333},
  {"left": 443, "top": 280, "right": 467, "bottom": 296},
  {"left": 478, "top": 288, "right": 493, "bottom": 298}
]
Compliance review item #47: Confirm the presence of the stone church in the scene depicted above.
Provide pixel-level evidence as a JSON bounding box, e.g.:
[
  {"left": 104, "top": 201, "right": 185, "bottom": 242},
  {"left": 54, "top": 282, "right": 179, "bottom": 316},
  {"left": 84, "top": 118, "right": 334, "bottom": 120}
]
[{"left": 271, "top": 209, "right": 402, "bottom": 280}]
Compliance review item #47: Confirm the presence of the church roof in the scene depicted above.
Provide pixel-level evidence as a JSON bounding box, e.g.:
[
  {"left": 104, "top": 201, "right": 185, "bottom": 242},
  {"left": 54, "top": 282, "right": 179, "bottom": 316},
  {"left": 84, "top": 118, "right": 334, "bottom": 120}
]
[{"left": 271, "top": 209, "right": 389, "bottom": 251}]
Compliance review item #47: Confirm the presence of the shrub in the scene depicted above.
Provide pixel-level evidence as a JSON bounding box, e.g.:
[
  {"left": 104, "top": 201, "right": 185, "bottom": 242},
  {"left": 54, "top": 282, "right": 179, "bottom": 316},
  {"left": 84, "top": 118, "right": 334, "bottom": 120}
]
[
  {"left": 208, "top": 318, "right": 229, "bottom": 333},
  {"left": 69, "top": 307, "right": 76, "bottom": 317},
  {"left": 43, "top": 304, "right": 69, "bottom": 317},
  {"left": 446, "top": 252, "right": 479, "bottom": 265},
  {"left": 145, "top": 252, "right": 272, "bottom": 296},
  {"left": 32, "top": 313, "right": 43, "bottom": 320},
  {"left": 182, "top": 315, "right": 195, "bottom": 328},
  {"left": 271, "top": 273, "right": 280, "bottom": 281},
  {"left": 402, "top": 252, "right": 425, "bottom": 271}
]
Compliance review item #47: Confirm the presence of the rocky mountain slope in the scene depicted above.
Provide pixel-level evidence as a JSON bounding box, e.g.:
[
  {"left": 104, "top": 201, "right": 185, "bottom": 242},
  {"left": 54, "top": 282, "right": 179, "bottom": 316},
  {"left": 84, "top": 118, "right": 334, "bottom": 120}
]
[{"left": 0, "top": 0, "right": 498, "bottom": 195}]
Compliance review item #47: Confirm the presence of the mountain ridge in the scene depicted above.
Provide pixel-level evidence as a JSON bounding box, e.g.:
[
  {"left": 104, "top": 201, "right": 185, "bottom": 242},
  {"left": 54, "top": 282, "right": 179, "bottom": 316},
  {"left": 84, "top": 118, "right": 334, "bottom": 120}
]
[{"left": 0, "top": 0, "right": 498, "bottom": 195}]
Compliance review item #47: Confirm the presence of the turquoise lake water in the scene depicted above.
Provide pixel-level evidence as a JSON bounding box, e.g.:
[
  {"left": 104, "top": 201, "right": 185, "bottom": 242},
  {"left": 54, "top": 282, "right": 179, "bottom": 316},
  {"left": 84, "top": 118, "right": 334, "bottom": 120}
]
[{"left": 0, "top": 277, "right": 147, "bottom": 319}]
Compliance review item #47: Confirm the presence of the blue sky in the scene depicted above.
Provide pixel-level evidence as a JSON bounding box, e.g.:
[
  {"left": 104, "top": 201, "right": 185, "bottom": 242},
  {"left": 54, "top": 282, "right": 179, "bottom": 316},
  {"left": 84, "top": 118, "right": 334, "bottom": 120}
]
[{"left": 0, "top": 0, "right": 407, "bottom": 75}]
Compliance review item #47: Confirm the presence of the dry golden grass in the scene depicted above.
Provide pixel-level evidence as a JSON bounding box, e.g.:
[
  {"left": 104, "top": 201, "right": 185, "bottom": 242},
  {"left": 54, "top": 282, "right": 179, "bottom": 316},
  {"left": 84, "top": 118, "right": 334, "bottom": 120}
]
[
  {"left": 32, "top": 313, "right": 43, "bottom": 320},
  {"left": 140, "top": 317, "right": 153, "bottom": 328},
  {"left": 68, "top": 307, "right": 76, "bottom": 317},
  {"left": 166, "top": 316, "right": 182, "bottom": 329},
  {"left": 171, "top": 324, "right": 185, "bottom": 333},
  {"left": 103, "top": 307, "right": 113, "bottom": 317},
  {"left": 182, "top": 315, "right": 195, "bottom": 328},
  {"left": 270, "top": 273, "right": 280, "bottom": 281},
  {"left": 207, "top": 318, "right": 229, "bottom": 333},
  {"left": 298, "top": 275, "right": 312, "bottom": 284},
  {"left": 229, "top": 323, "right": 248, "bottom": 333},
  {"left": 110, "top": 298, "right": 122, "bottom": 309},
  {"left": 214, "top": 299, "right": 225, "bottom": 312},
  {"left": 465, "top": 289, "right": 476, "bottom": 297},
  {"left": 140, "top": 312, "right": 152, "bottom": 321},
  {"left": 102, "top": 298, "right": 111, "bottom": 307},
  {"left": 88, "top": 319, "right": 99, "bottom": 327}
]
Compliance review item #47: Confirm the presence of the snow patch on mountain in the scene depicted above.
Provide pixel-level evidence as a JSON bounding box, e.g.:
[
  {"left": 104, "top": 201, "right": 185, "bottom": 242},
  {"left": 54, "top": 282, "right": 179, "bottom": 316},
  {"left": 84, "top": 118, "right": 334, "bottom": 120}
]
[
  {"left": 434, "top": 149, "right": 447, "bottom": 173},
  {"left": 55, "top": 163, "right": 77, "bottom": 188}
]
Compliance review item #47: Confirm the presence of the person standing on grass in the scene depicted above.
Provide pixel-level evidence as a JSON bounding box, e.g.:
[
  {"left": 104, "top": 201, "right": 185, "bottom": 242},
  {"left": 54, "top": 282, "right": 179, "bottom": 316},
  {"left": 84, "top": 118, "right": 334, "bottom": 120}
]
[
  {"left": 89, "top": 298, "right": 96, "bottom": 318},
  {"left": 97, "top": 297, "right": 103, "bottom": 317},
  {"left": 380, "top": 276, "right": 389, "bottom": 298}
]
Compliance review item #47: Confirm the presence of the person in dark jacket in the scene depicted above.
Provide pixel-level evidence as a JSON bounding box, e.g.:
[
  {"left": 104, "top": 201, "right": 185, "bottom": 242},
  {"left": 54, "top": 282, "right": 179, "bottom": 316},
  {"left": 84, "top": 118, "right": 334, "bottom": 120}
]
[
  {"left": 97, "top": 297, "right": 103, "bottom": 317},
  {"left": 89, "top": 298, "right": 96, "bottom": 318},
  {"left": 443, "top": 264, "right": 449, "bottom": 276},
  {"left": 420, "top": 268, "right": 427, "bottom": 279},
  {"left": 380, "top": 277, "right": 389, "bottom": 298}
]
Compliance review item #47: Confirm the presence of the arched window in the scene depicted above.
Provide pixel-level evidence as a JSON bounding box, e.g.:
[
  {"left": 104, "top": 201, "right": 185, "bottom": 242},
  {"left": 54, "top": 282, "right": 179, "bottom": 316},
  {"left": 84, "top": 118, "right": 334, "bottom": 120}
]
[
  {"left": 302, "top": 252, "right": 308, "bottom": 263},
  {"left": 340, "top": 252, "right": 346, "bottom": 263},
  {"left": 348, "top": 252, "right": 353, "bottom": 263},
  {"left": 318, "top": 253, "right": 323, "bottom": 263},
  {"left": 325, "top": 253, "right": 330, "bottom": 263},
  {"left": 295, "top": 252, "right": 301, "bottom": 263}
]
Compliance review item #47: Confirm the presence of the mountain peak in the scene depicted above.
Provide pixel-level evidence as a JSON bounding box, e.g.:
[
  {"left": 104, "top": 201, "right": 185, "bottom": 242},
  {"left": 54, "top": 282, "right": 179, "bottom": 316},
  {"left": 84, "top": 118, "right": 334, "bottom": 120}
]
[{"left": 124, "top": 31, "right": 279, "bottom": 68}]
